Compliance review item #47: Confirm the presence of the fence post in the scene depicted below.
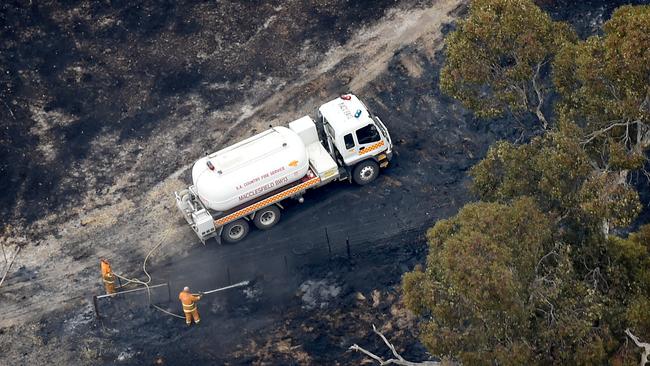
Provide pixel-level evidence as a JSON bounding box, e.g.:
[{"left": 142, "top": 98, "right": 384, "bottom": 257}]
[
  {"left": 92, "top": 295, "right": 101, "bottom": 320},
  {"left": 346, "top": 236, "right": 351, "bottom": 260},
  {"left": 325, "top": 228, "right": 331, "bottom": 259}
]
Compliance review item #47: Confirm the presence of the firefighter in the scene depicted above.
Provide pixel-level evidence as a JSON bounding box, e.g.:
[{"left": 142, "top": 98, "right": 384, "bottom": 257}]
[
  {"left": 179, "top": 286, "right": 202, "bottom": 326},
  {"left": 100, "top": 259, "right": 116, "bottom": 295}
]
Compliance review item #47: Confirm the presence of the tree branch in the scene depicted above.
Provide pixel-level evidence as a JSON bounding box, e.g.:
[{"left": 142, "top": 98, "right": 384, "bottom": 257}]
[
  {"left": 349, "top": 324, "right": 441, "bottom": 366},
  {"left": 1, "top": 242, "right": 7, "bottom": 266},
  {"left": 581, "top": 121, "right": 630, "bottom": 145},
  {"left": 1, "top": 99, "right": 16, "bottom": 120},
  {"left": 641, "top": 166, "right": 650, "bottom": 183},
  {"left": 535, "top": 250, "right": 558, "bottom": 274},
  {"left": 625, "top": 329, "right": 650, "bottom": 366},
  {"left": 531, "top": 61, "right": 548, "bottom": 129},
  {"left": 638, "top": 123, "right": 650, "bottom": 152}
]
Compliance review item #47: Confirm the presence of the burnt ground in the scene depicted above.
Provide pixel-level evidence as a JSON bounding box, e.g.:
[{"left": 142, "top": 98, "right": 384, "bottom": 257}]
[
  {"left": 1, "top": 0, "right": 648, "bottom": 365},
  {"left": 0, "top": 0, "right": 407, "bottom": 228}
]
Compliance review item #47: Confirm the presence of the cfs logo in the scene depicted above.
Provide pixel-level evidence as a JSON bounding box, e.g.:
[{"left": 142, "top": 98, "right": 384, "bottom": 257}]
[{"left": 288, "top": 160, "right": 299, "bottom": 167}]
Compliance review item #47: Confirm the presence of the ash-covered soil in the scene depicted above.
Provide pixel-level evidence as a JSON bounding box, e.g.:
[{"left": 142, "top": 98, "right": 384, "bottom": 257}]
[
  {"left": 1, "top": 0, "right": 408, "bottom": 228},
  {"left": 1, "top": 0, "right": 647, "bottom": 365}
]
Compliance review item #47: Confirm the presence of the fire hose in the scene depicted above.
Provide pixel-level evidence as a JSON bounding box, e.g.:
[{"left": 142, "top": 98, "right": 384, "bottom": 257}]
[
  {"left": 200, "top": 281, "right": 250, "bottom": 295},
  {"left": 112, "top": 227, "right": 251, "bottom": 320}
]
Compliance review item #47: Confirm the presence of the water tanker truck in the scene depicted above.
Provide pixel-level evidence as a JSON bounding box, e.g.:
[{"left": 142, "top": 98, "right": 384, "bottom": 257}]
[{"left": 175, "top": 94, "right": 393, "bottom": 243}]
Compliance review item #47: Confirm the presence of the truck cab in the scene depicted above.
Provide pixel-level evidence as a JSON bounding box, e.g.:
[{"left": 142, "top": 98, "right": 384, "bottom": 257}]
[{"left": 318, "top": 94, "right": 393, "bottom": 184}]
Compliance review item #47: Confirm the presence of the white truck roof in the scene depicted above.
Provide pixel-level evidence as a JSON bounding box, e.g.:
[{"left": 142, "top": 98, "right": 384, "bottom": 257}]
[{"left": 318, "top": 94, "right": 373, "bottom": 136}]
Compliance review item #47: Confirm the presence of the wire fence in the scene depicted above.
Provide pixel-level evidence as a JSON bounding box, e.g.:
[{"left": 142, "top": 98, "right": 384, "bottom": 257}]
[
  {"left": 92, "top": 219, "right": 432, "bottom": 322},
  {"left": 228, "top": 218, "right": 431, "bottom": 266},
  {"left": 93, "top": 282, "right": 172, "bottom": 320}
]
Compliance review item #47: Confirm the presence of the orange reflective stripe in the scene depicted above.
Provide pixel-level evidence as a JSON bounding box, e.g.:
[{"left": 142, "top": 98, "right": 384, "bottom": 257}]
[
  {"left": 359, "top": 140, "right": 385, "bottom": 155},
  {"left": 214, "top": 176, "right": 320, "bottom": 226}
]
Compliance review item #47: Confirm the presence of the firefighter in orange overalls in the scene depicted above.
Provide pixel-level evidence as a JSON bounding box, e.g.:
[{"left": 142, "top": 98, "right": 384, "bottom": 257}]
[
  {"left": 179, "top": 286, "right": 202, "bottom": 326},
  {"left": 100, "top": 259, "right": 116, "bottom": 295}
]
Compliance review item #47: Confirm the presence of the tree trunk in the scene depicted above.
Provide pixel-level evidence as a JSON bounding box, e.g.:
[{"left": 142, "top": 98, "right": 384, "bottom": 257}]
[
  {"left": 535, "top": 108, "right": 548, "bottom": 130},
  {"left": 531, "top": 62, "right": 548, "bottom": 130}
]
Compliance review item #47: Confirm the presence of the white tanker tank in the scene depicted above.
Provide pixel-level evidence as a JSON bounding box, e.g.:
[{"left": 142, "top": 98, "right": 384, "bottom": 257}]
[{"left": 191, "top": 126, "right": 310, "bottom": 212}]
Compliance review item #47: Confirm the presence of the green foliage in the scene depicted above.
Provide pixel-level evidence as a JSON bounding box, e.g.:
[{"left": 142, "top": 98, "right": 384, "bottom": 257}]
[
  {"left": 607, "top": 141, "right": 646, "bottom": 171},
  {"left": 469, "top": 140, "right": 539, "bottom": 201},
  {"left": 403, "top": 202, "right": 650, "bottom": 364},
  {"left": 403, "top": 199, "right": 610, "bottom": 365},
  {"left": 530, "top": 247, "right": 613, "bottom": 365},
  {"left": 606, "top": 226, "right": 650, "bottom": 336},
  {"left": 408, "top": 3, "right": 650, "bottom": 364},
  {"left": 471, "top": 129, "right": 588, "bottom": 212},
  {"left": 470, "top": 127, "right": 641, "bottom": 230},
  {"left": 553, "top": 5, "right": 650, "bottom": 165},
  {"left": 440, "top": 0, "right": 574, "bottom": 126},
  {"left": 578, "top": 172, "right": 641, "bottom": 228}
]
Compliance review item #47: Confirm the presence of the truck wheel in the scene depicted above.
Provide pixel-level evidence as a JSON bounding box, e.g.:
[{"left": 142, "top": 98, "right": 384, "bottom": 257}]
[
  {"left": 253, "top": 205, "right": 281, "bottom": 230},
  {"left": 353, "top": 160, "right": 379, "bottom": 185},
  {"left": 221, "top": 219, "right": 250, "bottom": 243}
]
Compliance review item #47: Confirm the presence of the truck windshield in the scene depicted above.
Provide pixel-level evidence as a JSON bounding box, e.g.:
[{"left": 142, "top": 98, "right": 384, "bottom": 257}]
[{"left": 356, "top": 124, "right": 380, "bottom": 144}]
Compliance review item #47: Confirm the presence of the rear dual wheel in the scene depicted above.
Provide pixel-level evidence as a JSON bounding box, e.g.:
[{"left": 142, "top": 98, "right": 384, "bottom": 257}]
[
  {"left": 253, "top": 205, "right": 281, "bottom": 230},
  {"left": 220, "top": 206, "right": 281, "bottom": 243},
  {"left": 221, "top": 219, "right": 249, "bottom": 243}
]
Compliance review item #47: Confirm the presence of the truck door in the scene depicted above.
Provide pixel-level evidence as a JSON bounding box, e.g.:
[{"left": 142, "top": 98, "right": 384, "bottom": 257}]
[{"left": 339, "top": 132, "right": 360, "bottom": 166}]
